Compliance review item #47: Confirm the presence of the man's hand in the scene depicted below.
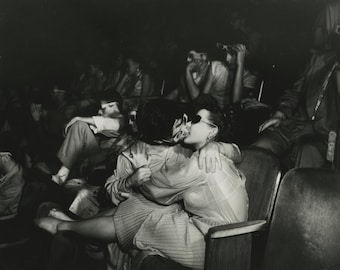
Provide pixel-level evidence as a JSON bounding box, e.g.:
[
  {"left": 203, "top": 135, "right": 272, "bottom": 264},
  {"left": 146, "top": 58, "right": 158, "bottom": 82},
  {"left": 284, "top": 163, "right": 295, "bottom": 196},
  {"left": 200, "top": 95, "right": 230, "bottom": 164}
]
[
  {"left": 234, "top": 44, "right": 247, "bottom": 66},
  {"left": 64, "top": 117, "right": 80, "bottom": 135},
  {"left": 198, "top": 142, "right": 222, "bottom": 173},
  {"left": 186, "top": 61, "right": 200, "bottom": 73},
  {"left": 258, "top": 111, "right": 285, "bottom": 133}
]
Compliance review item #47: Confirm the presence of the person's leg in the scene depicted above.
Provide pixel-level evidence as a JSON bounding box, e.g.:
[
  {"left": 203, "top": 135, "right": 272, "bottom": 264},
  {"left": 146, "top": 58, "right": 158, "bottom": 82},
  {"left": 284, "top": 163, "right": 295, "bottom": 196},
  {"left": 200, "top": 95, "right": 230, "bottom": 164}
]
[
  {"left": 252, "top": 129, "right": 289, "bottom": 157},
  {"left": 292, "top": 135, "right": 327, "bottom": 168},
  {"left": 36, "top": 215, "right": 117, "bottom": 243},
  {"left": 47, "top": 230, "right": 84, "bottom": 270},
  {"left": 55, "top": 121, "right": 101, "bottom": 182}
]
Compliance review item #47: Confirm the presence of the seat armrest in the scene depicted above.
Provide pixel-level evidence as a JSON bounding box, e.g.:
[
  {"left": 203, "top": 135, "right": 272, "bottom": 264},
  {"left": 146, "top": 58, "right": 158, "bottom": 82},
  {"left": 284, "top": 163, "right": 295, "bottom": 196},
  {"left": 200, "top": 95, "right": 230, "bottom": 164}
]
[
  {"left": 207, "top": 220, "right": 267, "bottom": 239},
  {"left": 0, "top": 214, "right": 17, "bottom": 221}
]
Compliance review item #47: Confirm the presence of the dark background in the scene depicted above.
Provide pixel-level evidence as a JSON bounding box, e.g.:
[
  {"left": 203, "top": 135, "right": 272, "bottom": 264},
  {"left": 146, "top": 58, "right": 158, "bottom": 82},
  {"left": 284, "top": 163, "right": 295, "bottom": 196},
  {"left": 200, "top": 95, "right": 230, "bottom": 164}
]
[{"left": 0, "top": 0, "right": 326, "bottom": 105}]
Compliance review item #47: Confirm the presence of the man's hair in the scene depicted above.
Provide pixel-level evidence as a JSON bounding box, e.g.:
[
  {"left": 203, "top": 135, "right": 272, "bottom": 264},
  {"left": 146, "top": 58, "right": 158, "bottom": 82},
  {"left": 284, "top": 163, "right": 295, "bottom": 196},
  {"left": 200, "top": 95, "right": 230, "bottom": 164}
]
[
  {"left": 136, "top": 99, "right": 186, "bottom": 144},
  {"left": 98, "top": 90, "right": 123, "bottom": 110}
]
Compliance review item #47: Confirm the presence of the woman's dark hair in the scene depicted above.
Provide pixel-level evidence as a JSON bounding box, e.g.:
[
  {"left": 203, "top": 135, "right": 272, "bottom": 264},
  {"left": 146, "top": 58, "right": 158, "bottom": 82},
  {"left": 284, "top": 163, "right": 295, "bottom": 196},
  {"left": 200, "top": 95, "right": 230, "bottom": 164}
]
[
  {"left": 206, "top": 110, "right": 225, "bottom": 141},
  {"left": 136, "top": 99, "right": 186, "bottom": 144}
]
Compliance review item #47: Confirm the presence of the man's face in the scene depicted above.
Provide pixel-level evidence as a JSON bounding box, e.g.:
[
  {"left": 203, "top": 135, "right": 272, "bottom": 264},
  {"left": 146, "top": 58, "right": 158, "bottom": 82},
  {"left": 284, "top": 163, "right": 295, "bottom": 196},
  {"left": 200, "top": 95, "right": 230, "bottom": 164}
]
[
  {"left": 126, "top": 58, "right": 140, "bottom": 76},
  {"left": 100, "top": 101, "right": 120, "bottom": 117},
  {"left": 187, "top": 50, "right": 208, "bottom": 71}
]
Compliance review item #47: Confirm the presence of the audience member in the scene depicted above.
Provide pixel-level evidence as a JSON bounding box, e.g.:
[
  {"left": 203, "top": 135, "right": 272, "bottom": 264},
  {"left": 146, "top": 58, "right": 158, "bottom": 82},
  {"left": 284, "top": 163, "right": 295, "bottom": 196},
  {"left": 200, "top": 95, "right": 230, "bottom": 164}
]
[
  {"left": 103, "top": 51, "right": 125, "bottom": 92},
  {"left": 51, "top": 90, "right": 129, "bottom": 185},
  {"left": 254, "top": 1, "right": 340, "bottom": 169},
  {"left": 115, "top": 52, "right": 155, "bottom": 99},
  {"left": 35, "top": 99, "right": 246, "bottom": 270},
  {"left": 166, "top": 46, "right": 230, "bottom": 110},
  {"left": 0, "top": 132, "right": 25, "bottom": 217},
  {"left": 72, "top": 63, "right": 106, "bottom": 116}
]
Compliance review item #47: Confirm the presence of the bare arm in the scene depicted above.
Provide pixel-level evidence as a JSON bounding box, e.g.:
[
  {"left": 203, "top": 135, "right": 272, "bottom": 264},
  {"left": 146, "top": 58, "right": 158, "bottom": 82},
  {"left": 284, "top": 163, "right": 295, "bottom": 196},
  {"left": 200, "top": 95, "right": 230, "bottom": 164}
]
[
  {"left": 163, "top": 88, "right": 179, "bottom": 100},
  {"left": 64, "top": 116, "right": 121, "bottom": 134},
  {"left": 232, "top": 44, "right": 246, "bottom": 103},
  {"left": 64, "top": 116, "right": 95, "bottom": 134},
  {"left": 115, "top": 73, "right": 129, "bottom": 96},
  {"left": 141, "top": 73, "right": 153, "bottom": 97},
  {"left": 185, "top": 62, "right": 202, "bottom": 99},
  {"left": 202, "top": 65, "right": 214, "bottom": 94}
]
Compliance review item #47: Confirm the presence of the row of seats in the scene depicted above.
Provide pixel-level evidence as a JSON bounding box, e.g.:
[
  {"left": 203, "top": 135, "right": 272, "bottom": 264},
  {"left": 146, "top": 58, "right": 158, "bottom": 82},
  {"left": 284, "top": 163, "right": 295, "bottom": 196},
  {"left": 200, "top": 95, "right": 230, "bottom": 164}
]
[
  {"left": 2, "top": 146, "right": 340, "bottom": 270},
  {"left": 142, "top": 146, "right": 340, "bottom": 270},
  {"left": 205, "top": 147, "right": 340, "bottom": 270}
]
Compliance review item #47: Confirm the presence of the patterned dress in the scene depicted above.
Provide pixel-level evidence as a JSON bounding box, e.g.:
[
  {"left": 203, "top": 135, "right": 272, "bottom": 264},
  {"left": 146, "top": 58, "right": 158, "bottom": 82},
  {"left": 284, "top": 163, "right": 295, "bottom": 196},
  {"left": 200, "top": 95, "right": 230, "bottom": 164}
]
[{"left": 105, "top": 142, "right": 248, "bottom": 269}]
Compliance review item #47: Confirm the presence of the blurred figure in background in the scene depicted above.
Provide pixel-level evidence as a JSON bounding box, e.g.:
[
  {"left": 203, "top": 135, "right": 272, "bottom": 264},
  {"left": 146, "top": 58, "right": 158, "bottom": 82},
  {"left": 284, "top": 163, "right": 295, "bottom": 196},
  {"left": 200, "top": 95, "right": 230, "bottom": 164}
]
[
  {"left": 116, "top": 52, "right": 155, "bottom": 99},
  {"left": 0, "top": 132, "right": 25, "bottom": 217}
]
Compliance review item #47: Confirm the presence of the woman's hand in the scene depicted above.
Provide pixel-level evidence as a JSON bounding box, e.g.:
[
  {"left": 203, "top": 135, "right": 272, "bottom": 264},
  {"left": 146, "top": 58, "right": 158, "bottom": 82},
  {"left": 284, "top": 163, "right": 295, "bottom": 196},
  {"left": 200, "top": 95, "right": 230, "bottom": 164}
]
[
  {"left": 122, "top": 143, "right": 151, "bottom": 188},
  {"left": 198, "top": 142, "right": 222, "bottom": 173},
  {"left": 123, "top": 142, "right": 150, "bottom": 169}
]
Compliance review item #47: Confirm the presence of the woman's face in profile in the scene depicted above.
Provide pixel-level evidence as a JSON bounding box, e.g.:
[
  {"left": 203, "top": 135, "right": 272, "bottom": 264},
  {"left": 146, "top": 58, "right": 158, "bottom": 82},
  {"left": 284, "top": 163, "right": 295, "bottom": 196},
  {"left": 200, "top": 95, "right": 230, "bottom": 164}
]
[
  {"left": 184, "top": 109, "right": 217, "bottom": 146},
  {"left": 126, "top": 58, "right": 139, "bottom": 75}
]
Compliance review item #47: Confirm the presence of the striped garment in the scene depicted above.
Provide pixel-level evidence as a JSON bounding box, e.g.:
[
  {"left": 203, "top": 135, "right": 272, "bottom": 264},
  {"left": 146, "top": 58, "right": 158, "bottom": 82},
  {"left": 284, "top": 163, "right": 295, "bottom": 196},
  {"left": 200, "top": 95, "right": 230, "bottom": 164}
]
[{"left": 105, "top": 142, "right": 248, "bottom": 269}]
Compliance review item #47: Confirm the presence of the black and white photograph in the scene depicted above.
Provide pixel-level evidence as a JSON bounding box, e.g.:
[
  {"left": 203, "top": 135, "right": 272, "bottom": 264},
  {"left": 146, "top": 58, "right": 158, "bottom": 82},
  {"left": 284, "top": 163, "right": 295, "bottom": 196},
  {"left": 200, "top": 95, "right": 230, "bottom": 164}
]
[{"left": 1, "top": 0, "right": 340, "bottom": 269}]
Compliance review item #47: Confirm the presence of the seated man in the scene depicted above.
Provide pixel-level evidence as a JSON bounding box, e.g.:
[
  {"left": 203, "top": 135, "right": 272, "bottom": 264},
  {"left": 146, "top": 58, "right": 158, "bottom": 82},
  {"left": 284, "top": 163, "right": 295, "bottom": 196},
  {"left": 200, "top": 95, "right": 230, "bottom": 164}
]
[
  {"left": 165, "top": 45, "right": 230, "bottom": 110},
  {"left": 52, "top": 90, "right": 131, "bottom": 185},
  {"left": 253, "top": 2, "right": 340, "bottom": 169},
  {"left": 0, "top": 132, "right": 25, "bottom": 217}
]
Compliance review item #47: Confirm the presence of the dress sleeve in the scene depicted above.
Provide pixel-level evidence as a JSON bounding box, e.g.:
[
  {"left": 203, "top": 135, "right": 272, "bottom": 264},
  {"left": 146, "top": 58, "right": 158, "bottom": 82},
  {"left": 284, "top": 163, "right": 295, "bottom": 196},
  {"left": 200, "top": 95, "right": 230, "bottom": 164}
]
[
  {"left": 104, "top": 154, "right": 134, "bottom": 206},
  {"left": 217, "top": 142, "right": 241, "bottom": 163}
]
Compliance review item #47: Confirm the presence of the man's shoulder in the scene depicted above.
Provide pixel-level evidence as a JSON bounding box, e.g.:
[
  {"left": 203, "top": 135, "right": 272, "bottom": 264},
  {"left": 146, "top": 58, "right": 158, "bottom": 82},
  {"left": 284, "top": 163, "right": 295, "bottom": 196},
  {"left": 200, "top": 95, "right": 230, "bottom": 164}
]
[{"left": 211, "top": 61, "right": 228, "bottom": 75}]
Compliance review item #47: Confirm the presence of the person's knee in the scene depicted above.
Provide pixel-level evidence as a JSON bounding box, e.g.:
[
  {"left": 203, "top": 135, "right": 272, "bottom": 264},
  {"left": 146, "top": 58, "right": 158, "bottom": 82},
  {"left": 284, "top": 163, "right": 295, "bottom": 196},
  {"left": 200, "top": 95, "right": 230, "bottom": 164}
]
[
  {"left": 253, "top": 131, "right": 288, "bottom": 156},
  {"left": 53, "top": 230, "right": 81, "bottom": 247},
  {"left": 66, "top": 121, "right": 93, "bottom": 138},
  {"left": 294, "top": 142, "right": 326, "bottom": 168},
  {"left": 70, "top": 121, "right": 90, "bottom": 132}
]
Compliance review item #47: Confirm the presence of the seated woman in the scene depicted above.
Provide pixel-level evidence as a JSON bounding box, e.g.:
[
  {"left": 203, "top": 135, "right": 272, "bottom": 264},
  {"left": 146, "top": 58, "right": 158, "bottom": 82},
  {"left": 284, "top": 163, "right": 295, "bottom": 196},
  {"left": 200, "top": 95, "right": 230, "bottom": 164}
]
[
  {"left": 36, "top": 99, "right": 248, "bottom": 269},
  {"left": 115, "top": 52, "right": 155, "bottom": 102},
  {"left": 126, "top": 105, "right": 248, "bottom": 269}
]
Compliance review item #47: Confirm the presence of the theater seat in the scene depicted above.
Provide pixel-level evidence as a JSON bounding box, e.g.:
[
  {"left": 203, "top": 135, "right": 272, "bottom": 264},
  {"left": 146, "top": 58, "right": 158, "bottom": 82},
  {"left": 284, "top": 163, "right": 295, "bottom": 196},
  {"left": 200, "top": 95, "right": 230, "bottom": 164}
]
[
  {"left": 141, "top": 146, "right": 281, "bottom": 270},
  {"left": 207, "top": 168, "right": 340, "bottom": 270},
  {"left": 0, "top": 214, "right": 30, "bottom": 270}
]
